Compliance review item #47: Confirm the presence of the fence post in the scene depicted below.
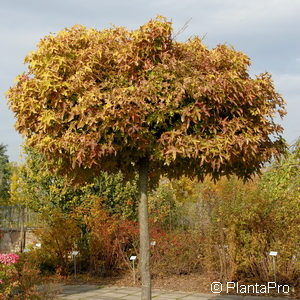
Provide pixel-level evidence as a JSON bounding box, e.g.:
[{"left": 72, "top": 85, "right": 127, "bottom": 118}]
[{"left": 19, "top": 206, "right": 26, "bottom": 252}]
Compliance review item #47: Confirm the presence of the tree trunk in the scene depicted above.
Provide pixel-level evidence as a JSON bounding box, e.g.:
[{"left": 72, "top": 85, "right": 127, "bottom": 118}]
[{"left": 138, "top": 157, "right": 151, "bottom": 300}]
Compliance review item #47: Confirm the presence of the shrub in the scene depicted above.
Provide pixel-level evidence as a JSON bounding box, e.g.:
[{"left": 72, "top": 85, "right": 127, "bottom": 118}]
[
  {"left": 83, "top": 198, "right": 139, "bottom": 276},
  {"left": 33, "top": 210, "right": 82, "bottom": 276},
  {"left": 150, "top": 230, "right": 204, "bottom": 277},
  {"left": 0, "top": 253, "right": 50, "bottom": 299},
  {"left": 30, "top": 197, "right": 140, "bottom": 277}
]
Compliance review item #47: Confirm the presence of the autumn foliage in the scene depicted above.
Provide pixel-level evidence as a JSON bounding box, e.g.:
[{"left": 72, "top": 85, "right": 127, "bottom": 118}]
[
  {"left": 7, "top": 16, "right": 286, "bottom": 182},
  {"left": 2, "top": 141, "right": 299, "bottom": 289}
]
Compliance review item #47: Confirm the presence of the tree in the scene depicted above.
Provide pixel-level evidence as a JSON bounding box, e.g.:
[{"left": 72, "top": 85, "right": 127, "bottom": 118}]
[
  {"left": 7, "top": 16, "right": 286, "bottom": 299},
  {"left": 10, "top": 147, "right": 138, "bottom": 220},
  {"left": 0, "top": 144, "right": 11, "bottom": 203},
  {"left": 261, "top": 138, "right": 300, "bottom": 200}
]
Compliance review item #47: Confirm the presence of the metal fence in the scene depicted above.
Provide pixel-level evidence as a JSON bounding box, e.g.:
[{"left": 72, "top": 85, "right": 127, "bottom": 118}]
[{"left": 0, "top": 205, "right": 42, "bottom": 230}]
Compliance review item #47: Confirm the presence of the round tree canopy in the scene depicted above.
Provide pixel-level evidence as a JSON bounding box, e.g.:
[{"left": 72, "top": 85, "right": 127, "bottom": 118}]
[{"left": 7, "top": 16, "right": 286, "bottom": 183}]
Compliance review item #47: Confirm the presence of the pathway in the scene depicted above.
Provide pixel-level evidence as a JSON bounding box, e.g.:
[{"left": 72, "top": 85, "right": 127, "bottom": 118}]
[{"left": 56, "top": 285, "right": 291, "bottom": 300}]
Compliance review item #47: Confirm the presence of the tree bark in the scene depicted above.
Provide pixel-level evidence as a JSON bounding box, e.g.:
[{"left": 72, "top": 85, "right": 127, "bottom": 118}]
[{"left": 138, "top": 157, "right": 151, "bottom": 300}]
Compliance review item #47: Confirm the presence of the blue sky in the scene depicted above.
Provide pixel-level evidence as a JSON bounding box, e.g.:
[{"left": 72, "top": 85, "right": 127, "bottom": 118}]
[{"left": 1, "top": 0, "right": 299, "bottom": 161}]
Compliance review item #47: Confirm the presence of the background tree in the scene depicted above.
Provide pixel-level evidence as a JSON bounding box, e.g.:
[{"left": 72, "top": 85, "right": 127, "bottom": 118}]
[
  {"left": 7, "top": 16, "right": 286, "bottom": 299},
  {"left": 148, "top": 176, "right": 201, "bottom": 230},
  {"left": 0, "top": 144, "right": 12, "bottom": 204},
  {"left": 10, "top": 147, "right": 138, "bottom": 220},
  {"left": 261, "top": 138, "right": 300, "bottom": 200}
]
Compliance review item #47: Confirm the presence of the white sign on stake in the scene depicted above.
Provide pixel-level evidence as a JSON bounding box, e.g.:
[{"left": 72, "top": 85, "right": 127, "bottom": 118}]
[
  {"left": 130, "top": 255, "right": 137, "bottom": 261},
  {"left": 269, "top": 251, "right": 278, "bottom": 256},
  {"left": 72, "top": 251, "right": 79, "bottom": 256}
]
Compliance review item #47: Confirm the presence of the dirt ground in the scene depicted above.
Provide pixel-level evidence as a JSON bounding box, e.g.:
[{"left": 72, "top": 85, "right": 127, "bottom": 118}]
[
  {"left": 55, "top": 272, "right": 215, "bottom": 294},
  {"left": 110, "top": 273, "right": 214, "bottom": 293}
]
